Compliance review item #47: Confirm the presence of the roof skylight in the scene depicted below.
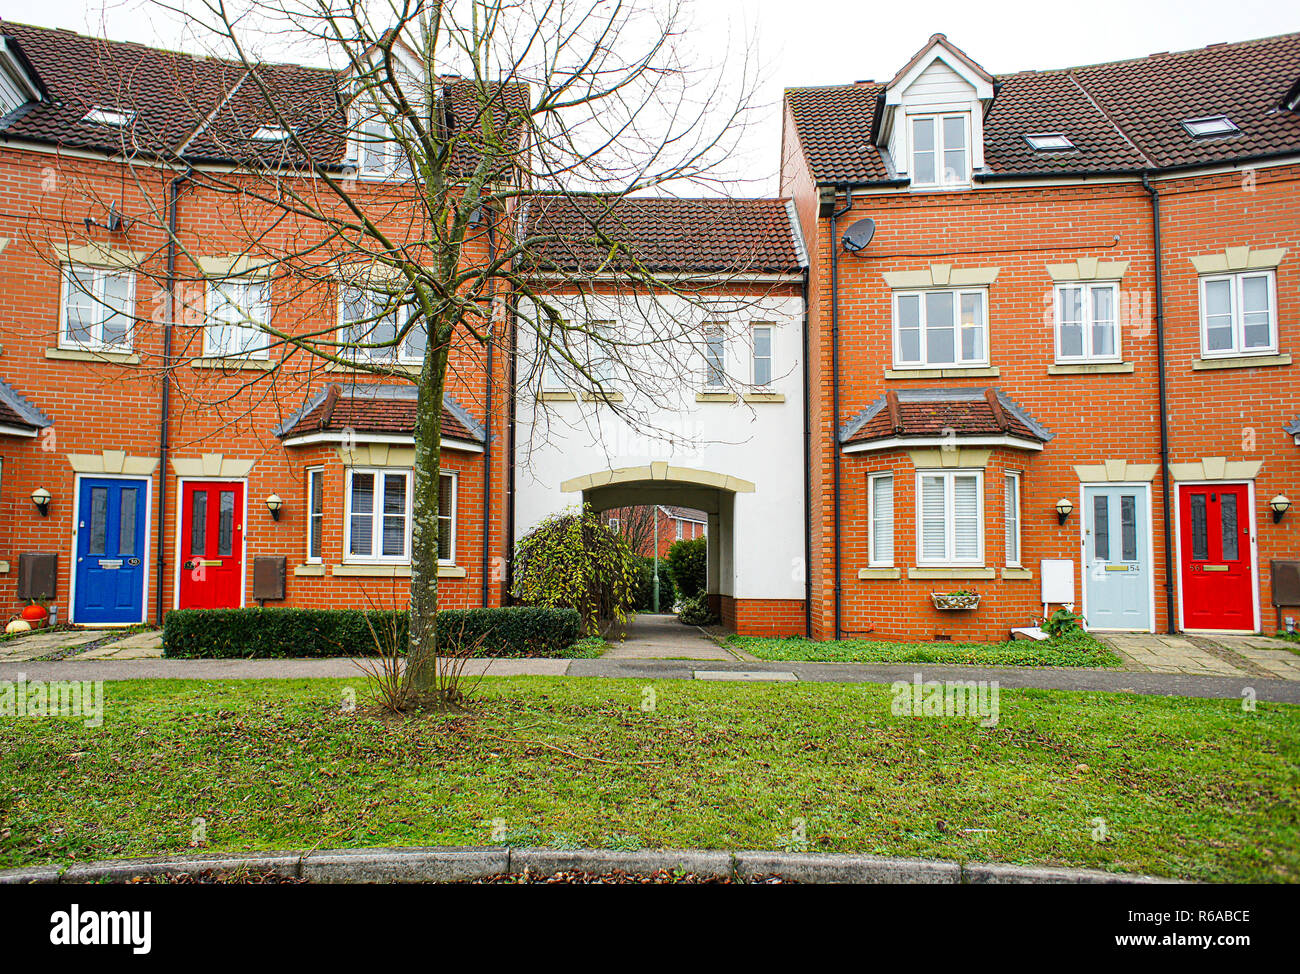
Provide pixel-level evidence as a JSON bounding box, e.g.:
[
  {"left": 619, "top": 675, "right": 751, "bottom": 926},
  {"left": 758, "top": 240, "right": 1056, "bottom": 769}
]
[
  {"left": 1182, "top": 115, "right": 1239, "bottom": 138},
  {"left": 82, "top": 106, "right": 135, "bottom": 127},
  {"left": 252, "top": 126, "right": 293, "bottom": 142},
  {"left": 1024, "top": 133, "right": 1074, "bottom": 151}
]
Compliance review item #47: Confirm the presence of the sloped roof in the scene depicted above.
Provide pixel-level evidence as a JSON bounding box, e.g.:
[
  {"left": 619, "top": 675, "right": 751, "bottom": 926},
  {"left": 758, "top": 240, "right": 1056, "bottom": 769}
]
[
  {"left": 0, "top": 376, "right": 52, "bottom": 434},
  {"left": 275, "top": 384, "right": 483, "bottom": 445},
  {"left": 0, "top": 20, "right": 526, "bottom": 174},
  {"left": 520, "top": 195, "right": 805, "bottom": 275},
  {"left": 787, "top": 31, "right": 1300, "bottom": 183},
  {"left": 839, "top": 387, "right": 1053, "bottom": 449}
]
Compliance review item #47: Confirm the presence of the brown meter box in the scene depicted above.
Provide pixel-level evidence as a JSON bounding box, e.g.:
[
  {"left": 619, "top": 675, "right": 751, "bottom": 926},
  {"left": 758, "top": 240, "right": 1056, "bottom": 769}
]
[
  {"left": 17, "top": 552, "right": 58, "bottom": 601},
  {"left": 1272, "top": 560, "right": 1300, "bottom": 607},
  {"left": 252, "top": 556, "right": 286, "bottom": 602}
]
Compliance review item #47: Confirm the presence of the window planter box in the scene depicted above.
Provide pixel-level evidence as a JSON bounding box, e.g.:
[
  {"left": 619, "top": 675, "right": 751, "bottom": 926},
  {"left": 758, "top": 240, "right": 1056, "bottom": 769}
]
[{"left": 931, "top": 591, "right": 980, "bottom": 611}]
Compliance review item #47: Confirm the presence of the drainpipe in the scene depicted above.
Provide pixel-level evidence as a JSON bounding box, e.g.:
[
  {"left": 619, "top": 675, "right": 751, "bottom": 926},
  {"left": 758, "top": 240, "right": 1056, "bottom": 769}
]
[
  {"left": 481, "top": 217, "right": 497, "bottom": 608},
  {"left": 1142, "top": 173, "right": 1177, "bottom": 633},
  {"left": 503, "top": 260, "right": 519, "bottom": 600},
  {"left": 829, "top": 187, "right": 853, "bottom": 640},
  {"left": 156, "top": 168, "right": 190, "bottom": 626},
  {"left": 800, "top": 265, "right": 813, "bottom": 638}
]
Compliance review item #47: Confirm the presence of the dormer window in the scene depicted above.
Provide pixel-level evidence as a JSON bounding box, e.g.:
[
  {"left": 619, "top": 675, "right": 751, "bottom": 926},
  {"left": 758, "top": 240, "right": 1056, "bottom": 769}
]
[
  {"left": 910, "top": 113, "right": 970, "bottom": 188},
  {"left": 82, "top": 106, "right": 135, "bottom": 128},
  {"left": 1182, "top": 115, "right": 1239, "bottom": 138},
  {"left": 1025, "top": 133, "right": 1074, "bottom": 151}
]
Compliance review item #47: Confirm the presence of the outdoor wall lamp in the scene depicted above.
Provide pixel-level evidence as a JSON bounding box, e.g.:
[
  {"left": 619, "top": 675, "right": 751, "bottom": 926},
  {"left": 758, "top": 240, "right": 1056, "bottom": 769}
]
[
  {"left": 30, "top": 487, "right": 51, "bottom": 517},
  {"left": 265, "top": 493, "right": 283, "bottom": 521},
  {"left": 1271, "top": 494, "right": 1291, "bottom": 523},
  {"left": 1055, "top": 497, "right": 1074, "bottom": 525}
]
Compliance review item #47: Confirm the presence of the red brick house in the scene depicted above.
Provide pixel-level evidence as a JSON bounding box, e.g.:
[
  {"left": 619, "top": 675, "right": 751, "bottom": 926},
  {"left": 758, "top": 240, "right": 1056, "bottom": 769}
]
[{"left": 782, "top": 32, "right": 1300, "bottom": 639}]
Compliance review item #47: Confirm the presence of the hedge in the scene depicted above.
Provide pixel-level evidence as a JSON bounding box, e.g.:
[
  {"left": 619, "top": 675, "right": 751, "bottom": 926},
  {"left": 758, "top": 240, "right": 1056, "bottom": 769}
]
[{"left": 162, "top": 606, "right": 583, "bottom": 659}]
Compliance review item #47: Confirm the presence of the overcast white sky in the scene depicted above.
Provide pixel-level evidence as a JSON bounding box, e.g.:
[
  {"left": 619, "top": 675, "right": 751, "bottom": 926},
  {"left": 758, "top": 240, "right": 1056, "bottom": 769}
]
[{"left": 1, "top": 0, "right": 1296, "bottom": 193}]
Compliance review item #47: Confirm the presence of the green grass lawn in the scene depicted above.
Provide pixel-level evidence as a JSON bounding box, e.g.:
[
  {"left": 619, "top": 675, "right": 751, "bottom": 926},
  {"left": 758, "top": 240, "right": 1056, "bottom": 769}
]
[
  {"left": 1, "top": 678, "right": 1296, "bottom": 881},
  {"left": 727, "top": 632, "right": 1121, "bottom": 667}
]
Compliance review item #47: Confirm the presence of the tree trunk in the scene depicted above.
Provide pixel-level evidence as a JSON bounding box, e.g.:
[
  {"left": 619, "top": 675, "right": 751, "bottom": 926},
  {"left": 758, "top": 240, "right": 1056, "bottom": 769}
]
[{"left": 406, "top": 336, "right": 452, "bottom": 697}]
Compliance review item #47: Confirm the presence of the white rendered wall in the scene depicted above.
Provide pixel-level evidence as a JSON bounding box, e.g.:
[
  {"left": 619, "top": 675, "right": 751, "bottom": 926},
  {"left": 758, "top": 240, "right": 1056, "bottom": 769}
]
[{"left": 513, "top": 290, "right": 806, "bottom": 602}]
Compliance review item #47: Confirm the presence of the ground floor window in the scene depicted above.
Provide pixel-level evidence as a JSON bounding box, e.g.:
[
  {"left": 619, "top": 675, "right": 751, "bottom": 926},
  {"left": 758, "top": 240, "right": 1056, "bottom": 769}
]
[
  {"left": 1004, "top": 472, "right": 1022, "bottom": 567},
  {"left": 343, "top": 468, "right": 456, "bottom": 564},
  {"left": 917, "top": 469, "right": 983, "bottom": 566},
  {"left": 306, "top": 467, "right": 324, "bottom": 562},
  {"left": 868, "top": 472, "right": 894, "bottom": 566}
]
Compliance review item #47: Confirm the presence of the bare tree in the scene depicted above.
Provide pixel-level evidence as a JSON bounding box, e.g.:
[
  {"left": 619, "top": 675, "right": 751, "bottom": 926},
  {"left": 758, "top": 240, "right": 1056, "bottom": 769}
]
[{"left": 24, "top": 0, "right": 772, "bottom": 708}]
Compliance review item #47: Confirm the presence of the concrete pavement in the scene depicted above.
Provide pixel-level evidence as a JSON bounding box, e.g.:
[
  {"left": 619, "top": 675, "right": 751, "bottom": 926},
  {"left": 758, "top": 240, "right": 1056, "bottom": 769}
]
[{"left": 601, "top": 613, "right": 748, "bottom": 661}]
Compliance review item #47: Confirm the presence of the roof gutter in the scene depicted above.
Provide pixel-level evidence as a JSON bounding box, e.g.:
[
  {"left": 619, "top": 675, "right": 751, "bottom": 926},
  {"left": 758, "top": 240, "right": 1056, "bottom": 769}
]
[
  {"left": 974, "top": 148, "right": 1300, "bottom": 183},
  {"left": 1142, "top": 172, "right": 1178, "bottom": 634}
]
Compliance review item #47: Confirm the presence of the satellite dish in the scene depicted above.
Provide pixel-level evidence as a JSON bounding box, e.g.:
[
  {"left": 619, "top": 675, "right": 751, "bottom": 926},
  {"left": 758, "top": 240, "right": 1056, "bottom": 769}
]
[{"left": 841, "top": 217, "right": 876, "bottom": 254}]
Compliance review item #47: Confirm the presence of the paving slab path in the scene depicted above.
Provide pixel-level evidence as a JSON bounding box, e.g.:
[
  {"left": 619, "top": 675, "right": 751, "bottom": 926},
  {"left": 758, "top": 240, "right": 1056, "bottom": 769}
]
[{"left": 601, "top": 613, "right": 749, "bottom": 661}]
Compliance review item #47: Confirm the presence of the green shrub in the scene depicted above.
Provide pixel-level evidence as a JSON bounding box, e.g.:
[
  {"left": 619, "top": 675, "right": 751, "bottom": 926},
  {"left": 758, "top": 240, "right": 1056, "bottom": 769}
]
[
  {"left": 633, "top": 557, "right": 677, "bottom": 611},
  {"left": 162, "top": 606, "right": 582, "bottom": 659},
  {"left": 677, "top": 594, "right": 715, "bottom": 627},
  {"left": 512, "top": 506, "right": 639, "bottom": 635},
  {"left": 667, "top": 536, "right": 707, "bottom": 600},
  {"left": 1043, "top": 607, "right": 1084, "bottom": 638}
]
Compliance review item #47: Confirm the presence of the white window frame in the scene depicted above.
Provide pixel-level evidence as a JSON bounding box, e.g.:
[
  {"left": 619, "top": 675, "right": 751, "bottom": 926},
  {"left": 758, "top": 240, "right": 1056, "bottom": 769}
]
[
  {"left": 868, "top": 472, "right": 895, "bottom": 568},
  {"left": 305, "top": 467, "right": 324, "bottom": 564},
  {"left": 892, "top": 287, "right": 989, "bottom": 369},
  {"left": 751, "top": 323, "right": 774, "bottom": 388},
  {"left": 908, "top": 111, "right": 971, "bottom": 189},
  {"left": 915, "top": 469, "right": 985, "bottom": 568},
  {"left": 338, "top": 284, "right": 424, "bottom": 364},
  {"left": 703, "top": 323, "right": 726, "bottom": 389},
  {"left": 1004, "top": 471, "right": 1022, "bottom": 568},
  {"left": 586, "top": 320, "right": 617, "bottom": 388},
  {"left": 353, "top": 114, "right": 413, "bottom": 180},
  {"left": 59, "top": 262, "right": 136, "bottom": 351},
  {"left": 1198, "top": 270, "right": 1278, "bottom": 358},
  {"left": 437, "top": 471, "right": 457, "bottom": 566},
  {"left": 1053, "top": 281, "right": 1121, "bottom": 364},
  {"left": 204, "top": 276, "right": 271, "bottom": 359},
  {"left": 343, "top": 467, "right": 413, "bottom": 564},
  {"left": 676, "top": 520, "right": 684, "bottom": 541},
  {"left": 608, "top": 516, "right": 620, "bottom": 533}
]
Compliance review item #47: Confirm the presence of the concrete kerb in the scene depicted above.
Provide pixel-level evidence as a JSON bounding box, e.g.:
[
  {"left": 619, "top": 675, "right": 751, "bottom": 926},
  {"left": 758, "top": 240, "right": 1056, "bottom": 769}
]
[{"left": 0, "top": 847, "right": 1176, "bottom": 884}]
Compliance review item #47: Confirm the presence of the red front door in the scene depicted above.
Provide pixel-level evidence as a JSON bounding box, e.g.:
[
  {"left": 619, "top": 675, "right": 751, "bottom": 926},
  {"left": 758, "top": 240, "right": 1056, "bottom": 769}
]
[
  {"left": 179, "top": 481, "right": 245, "bottom": 609},
  {"left": 1178, "top": 483, "right": 1254, "bottom": 631}
]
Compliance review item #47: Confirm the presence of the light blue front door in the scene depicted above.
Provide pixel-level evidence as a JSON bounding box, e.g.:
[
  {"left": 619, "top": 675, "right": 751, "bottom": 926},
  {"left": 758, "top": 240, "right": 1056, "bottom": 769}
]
[
  {"left": 1082, "top": 485, "right": 1151, "bottom": 631},
  {"left": 73, "top": 477, "right": 149, "bottom": 624}
]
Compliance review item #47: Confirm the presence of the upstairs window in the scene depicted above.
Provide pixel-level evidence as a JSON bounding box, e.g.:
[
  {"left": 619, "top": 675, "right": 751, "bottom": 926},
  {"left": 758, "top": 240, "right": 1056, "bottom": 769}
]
[
  {"left": 893, "top": 288, "right": 988, "bottom": 369},
  {"left": 751, "top": 324, "right": 774, "bottom": 387},
  {"left": 585, "top": 321, "right": 617, "bottom": 388},
  {"left": 340, "top": 284, "right": 425, "bottom": 364},
  {"left": 910, "top": 113, "right": 969, "bottom": 187},
  {"left": 354, "top": 116, "right": 412, "bottom": 179},
  {"left": 1199, "top": 270, "right": 1276, "bottom": 357},
  {"left": 60, "top": 263, "right": 134, "bottom": 351},
  {"left": 1182, "top": 115, "right": 1239, "bottom": 139},
  {"left": 205, "top": 277, "right": 270, "bottom": 358},
  {"left": 703, "top": 324, "right": 726, "bottom": 388},
  {"left": 1054, "top": 281, "right": 1120, "bottom": 363}
]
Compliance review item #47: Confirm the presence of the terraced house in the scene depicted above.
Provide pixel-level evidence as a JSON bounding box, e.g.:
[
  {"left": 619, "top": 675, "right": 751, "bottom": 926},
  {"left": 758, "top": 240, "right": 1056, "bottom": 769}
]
[
  {"left": 783, "top": 31, "right": 1300, "bottom": 640},
  {"left": 0, "top": 19, "right": 1297, "bottom": 641}
]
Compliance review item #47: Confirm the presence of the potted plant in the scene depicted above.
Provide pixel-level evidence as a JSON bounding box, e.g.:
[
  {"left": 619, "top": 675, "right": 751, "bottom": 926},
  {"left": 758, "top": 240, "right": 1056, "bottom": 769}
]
[
  {"left": 20, "top": 600, "right": 49, "bottom": 627},
  {"left": 931, "top": 589, "right": 980, "bottom": 611}
]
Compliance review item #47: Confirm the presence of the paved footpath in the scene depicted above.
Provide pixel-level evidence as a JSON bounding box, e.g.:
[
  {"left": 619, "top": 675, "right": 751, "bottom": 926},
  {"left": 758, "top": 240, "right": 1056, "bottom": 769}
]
[{"left": 5, "top": 655, "right": 1299, "bottom": 703}]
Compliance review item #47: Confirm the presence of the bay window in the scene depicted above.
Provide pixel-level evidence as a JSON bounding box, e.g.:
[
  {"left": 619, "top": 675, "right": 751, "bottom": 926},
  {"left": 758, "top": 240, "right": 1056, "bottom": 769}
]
[
  {"left": 1199, "top": 270, "right": 1276, "bottom": 357},
  {"left": 306, "top": 468, "right": 324, "bottom": 562},
  {"left": 61, "top": 263, "right": 134, "bottom": 350},
  {"left": 894, "top": 288, "right": 988, "bottom": 369},
  {"left": 917, "top": 470, "right": 983, "bottom": 566},
  {"left": 344, "top": 468, "right": 456, "bottom": 564},
  {"left": 1054, "top": 281, "right": 1119, "bottom": 362},
  {"left": 868, "top": 473, "right": 895, "bottom": 567},
  {"left": 1004, "top": 472, "right": 1022, "bottom": 567}
]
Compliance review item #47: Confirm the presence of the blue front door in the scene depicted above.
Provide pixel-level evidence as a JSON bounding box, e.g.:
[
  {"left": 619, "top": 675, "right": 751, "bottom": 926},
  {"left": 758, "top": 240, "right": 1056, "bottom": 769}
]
[
  {"left": 1082, "top": 485, "right": 1152, "bottom": 631},
  {"left": 73, "top": 477, "right": 148, "bottom": 624}
]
